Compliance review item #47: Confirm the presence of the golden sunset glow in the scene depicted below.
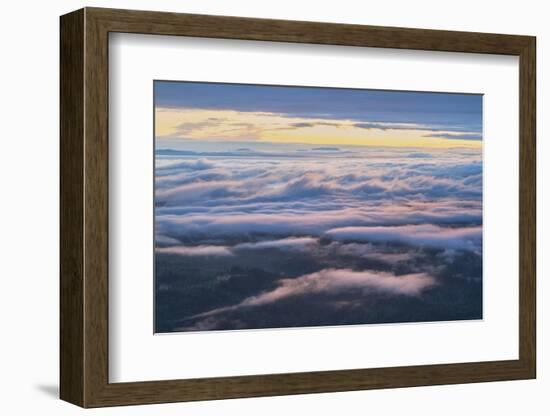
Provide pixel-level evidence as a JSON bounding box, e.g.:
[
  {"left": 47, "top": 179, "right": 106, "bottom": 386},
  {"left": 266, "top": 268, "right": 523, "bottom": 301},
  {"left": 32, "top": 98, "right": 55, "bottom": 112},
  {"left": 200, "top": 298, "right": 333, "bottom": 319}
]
[{"left": 155, "top": 108, "right": 482, "bottom": 149}]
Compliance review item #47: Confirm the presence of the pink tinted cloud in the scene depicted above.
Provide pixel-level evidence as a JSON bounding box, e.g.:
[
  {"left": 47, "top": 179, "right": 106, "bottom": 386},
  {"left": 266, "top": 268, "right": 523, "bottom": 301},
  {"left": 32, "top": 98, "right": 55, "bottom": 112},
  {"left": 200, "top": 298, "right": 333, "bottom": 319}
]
[
  {"left": 325, "top": 224, "right": 481, "bottom": 251},
  {"left": 156, "top": 180, "right": 241, "bottom": 205},
  {"left": 156, "top": 245, "right": 233, "bottom": 257},
  {"left": 191, "top": 268, "right": 436, "bottom": 318},
  {"left": 234, "top": 237, "right": 318, "bottom": 251}
]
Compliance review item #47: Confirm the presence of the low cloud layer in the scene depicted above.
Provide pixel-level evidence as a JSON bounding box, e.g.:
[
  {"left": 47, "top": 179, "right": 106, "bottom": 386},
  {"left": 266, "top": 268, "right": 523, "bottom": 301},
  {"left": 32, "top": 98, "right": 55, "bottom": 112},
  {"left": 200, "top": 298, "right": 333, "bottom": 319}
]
[
  {"left": 156, "top": 245, "right": 234, "bottom": 257},
  {"left": 155, "top": 143, "right": 483, "bottom": 332},
  {"left": 234, "top": 237, "right": 318, "bottom": 251},
  {"left": 191, "top": 268, "right": 437, "bottom": 319},
  {"left": 155, "top": 147, "right": 482, "bottom": 244},
  {"left": 326, "top": 224, "right": 481, "bottom": 251}
]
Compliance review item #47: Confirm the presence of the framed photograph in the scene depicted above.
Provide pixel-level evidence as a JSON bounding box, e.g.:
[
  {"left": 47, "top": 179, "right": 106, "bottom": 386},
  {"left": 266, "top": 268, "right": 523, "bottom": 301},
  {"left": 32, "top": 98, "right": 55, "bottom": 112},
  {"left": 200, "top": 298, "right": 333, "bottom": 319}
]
[{"left": 60, "top": 7, "right": 536, "bottom": 408}]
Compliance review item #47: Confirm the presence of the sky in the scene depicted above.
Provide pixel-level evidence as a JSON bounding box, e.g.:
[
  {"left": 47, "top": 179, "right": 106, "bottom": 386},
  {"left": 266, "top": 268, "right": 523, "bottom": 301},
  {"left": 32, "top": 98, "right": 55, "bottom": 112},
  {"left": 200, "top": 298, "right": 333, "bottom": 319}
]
[{"left": 154, "top": 81, "right": 483, "bottom": 149}]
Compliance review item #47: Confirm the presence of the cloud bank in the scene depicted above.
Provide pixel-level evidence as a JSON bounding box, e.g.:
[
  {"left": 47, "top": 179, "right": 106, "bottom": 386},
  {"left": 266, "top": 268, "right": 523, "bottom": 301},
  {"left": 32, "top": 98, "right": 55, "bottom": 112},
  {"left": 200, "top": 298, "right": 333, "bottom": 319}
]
[
  {"left": 154, "top": 143, "right": 483, "bottom": 332},
  {"left": 326, "top": 224, "right": 482, "bottom": 251},
  {"left": 191, "top": 268, "right": 437, "bottom": 319},
  {"left": 156, "top": 245, "right": 234, "bottom": 257}
]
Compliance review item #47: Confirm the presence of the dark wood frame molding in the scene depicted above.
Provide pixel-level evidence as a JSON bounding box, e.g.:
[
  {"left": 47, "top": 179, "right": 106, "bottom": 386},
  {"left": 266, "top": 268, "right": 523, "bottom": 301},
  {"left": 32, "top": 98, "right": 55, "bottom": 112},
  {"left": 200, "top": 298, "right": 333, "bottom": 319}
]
[{"left": 60, "top": 7, "right": 536, "bottom": 408}]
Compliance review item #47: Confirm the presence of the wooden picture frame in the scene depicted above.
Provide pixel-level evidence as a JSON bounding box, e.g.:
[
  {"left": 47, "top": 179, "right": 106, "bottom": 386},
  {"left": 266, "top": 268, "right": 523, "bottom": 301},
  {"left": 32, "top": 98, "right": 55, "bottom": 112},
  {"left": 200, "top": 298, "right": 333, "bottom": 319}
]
[{"left": 60, "top": 7, "right": 536, "bottom": 408}]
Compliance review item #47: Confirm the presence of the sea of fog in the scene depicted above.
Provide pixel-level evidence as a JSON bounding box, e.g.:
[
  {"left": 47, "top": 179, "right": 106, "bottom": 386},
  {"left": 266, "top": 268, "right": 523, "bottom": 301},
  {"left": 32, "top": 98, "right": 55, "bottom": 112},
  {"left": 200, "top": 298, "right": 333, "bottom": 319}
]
[{"left": 154, "top": 141, "right": 482, "bottom": 332}]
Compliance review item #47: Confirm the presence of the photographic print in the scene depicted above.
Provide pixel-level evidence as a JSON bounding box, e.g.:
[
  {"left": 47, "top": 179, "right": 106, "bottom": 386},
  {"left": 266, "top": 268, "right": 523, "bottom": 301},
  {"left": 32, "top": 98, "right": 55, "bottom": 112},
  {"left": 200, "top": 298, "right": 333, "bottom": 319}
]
[{"left": 154, "top": 81, "right": 483, "bottom": 333}]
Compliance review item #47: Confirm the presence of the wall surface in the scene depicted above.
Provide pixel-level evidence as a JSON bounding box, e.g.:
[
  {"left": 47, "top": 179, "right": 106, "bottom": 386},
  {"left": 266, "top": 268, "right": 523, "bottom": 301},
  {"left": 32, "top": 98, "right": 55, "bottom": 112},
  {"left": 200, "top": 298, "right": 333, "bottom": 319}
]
[{"left": 0, "top": 0, "right": 546, "bottom": 414}]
